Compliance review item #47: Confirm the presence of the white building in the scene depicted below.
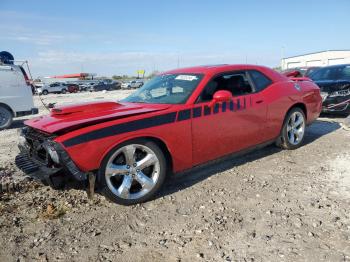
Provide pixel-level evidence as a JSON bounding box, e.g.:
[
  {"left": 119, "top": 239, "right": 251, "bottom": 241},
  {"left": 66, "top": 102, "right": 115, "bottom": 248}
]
[{"left": 281, "top": 50, "right": 350, "bottom": 70}]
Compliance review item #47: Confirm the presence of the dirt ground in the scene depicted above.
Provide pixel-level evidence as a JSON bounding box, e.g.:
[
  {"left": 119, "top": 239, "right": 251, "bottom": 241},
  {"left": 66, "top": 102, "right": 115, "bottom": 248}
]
[{"left": 0, "top": 91, "right": 350, "bottom": 262}]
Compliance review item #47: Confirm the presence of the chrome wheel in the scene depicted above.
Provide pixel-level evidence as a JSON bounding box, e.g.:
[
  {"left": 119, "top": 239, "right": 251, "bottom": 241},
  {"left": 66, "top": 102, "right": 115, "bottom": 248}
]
[
  {"left": 105, "top": 144, "right": 160, "bottom": 200},
  {"left": 286, "top": 111, "right": 305, "bottom": 145}
]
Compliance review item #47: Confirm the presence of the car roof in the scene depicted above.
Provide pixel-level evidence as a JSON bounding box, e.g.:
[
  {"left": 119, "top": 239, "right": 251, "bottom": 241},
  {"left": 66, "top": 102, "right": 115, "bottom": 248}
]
[
  {"left": 162, "top": 64, "right": 286, "bottom": 82},
  {"left": 316, "top": 63, "right": 350, "bottom": 69}
]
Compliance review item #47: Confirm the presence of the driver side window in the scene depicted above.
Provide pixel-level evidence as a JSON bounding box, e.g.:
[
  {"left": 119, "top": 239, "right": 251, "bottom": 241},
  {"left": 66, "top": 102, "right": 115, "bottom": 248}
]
[{"left": 198, "top": 71, "right": 253, "bottom": 102}]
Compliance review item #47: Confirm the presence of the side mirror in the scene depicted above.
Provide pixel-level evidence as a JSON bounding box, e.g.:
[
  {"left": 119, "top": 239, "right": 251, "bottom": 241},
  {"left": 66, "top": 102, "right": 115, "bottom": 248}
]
[{"left": 210, "top": 90, "right": 232, "bottom": 107}]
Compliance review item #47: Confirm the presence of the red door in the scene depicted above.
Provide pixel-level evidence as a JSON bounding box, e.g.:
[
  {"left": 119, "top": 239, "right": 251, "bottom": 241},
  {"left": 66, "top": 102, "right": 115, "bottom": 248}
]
[{"left": 191, "top": 93, "right": 267, "bottom": 166}]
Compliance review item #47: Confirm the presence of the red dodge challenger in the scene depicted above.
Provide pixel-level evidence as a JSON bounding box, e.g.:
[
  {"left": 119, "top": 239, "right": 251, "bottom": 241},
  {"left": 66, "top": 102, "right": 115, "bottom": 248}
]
[{"left": 17, "top": 64, "right": 322, "bottom": 205}]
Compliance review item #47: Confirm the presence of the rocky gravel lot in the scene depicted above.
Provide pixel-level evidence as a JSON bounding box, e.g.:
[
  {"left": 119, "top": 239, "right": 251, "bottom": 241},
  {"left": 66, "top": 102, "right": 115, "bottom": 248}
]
[{"left": 0, "top": 90, "right": 350, "bottom": 261}]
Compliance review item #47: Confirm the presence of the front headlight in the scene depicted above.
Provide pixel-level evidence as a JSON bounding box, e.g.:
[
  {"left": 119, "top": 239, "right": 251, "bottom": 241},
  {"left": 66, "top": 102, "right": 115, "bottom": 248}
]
[{"left": 47, "top": 146, "right": 60, "bottom": 164}]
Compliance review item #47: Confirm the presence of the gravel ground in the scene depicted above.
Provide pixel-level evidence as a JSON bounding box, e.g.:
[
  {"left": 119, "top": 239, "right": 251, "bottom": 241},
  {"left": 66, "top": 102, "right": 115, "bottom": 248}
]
[{"left": 0, "top": 90, "right": 350, "bottom": 262}]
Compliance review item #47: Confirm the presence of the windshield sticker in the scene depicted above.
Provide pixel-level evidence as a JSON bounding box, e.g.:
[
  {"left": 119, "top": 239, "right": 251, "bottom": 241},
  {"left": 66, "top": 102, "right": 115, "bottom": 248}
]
[{"left": 175, "top": 75, "right": 198, "bottom": 81}]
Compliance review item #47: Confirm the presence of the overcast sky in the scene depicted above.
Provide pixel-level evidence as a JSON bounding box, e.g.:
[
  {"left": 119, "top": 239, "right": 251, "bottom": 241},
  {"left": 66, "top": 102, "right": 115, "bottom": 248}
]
[{"left": 1, "top": 0, "right": 349, "bottom": 77}]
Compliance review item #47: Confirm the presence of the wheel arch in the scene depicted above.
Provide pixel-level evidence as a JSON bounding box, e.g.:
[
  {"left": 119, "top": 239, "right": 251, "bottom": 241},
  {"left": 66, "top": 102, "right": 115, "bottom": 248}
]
[
  {"left": 143, "top": 136, "right": 173, "bottom": 173},
  {"left": 277, "top": 102, "right": 308, "bottom": 149},
  {"left": 0, "top": 102, "right": 15, "bottom": 116},
  {"left": 286, "top": 102, "right": 307, "bottom": 120},
  {"left": 98, "top": 135, "right": 174, "bottom": 174},
  {"left": 277, "top": 102, "right": 307, "bottom": 138}
]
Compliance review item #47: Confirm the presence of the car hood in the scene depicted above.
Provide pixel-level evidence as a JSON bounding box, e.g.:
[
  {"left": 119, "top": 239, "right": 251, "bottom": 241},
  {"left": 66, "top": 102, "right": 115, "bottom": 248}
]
[{"left": 25, "top": 101, "right": 171, "bottom": 134}]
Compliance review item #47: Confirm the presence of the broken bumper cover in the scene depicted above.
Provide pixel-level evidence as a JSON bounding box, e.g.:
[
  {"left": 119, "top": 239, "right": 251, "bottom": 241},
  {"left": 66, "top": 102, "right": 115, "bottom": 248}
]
[
  {"left": 16, "top": 127, "right": 87, "bottom": 181},
  {"left": 321, "top": 90, "right": 350, "bottom": 113}
]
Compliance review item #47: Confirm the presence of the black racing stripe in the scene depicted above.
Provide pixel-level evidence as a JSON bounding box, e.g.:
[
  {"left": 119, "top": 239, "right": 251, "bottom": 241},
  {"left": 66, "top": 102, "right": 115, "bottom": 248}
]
[
  {"left": 177, "top": 109, "right": 191, "bottom": 121},
  {"left": 193, "top": 107, "right": 202, "bottom": 118},
  {"left": 63, "top": 112, "right": 177, "bottom": 147},
  {"left": 213, "top": 104, "right": 219, "bottom": 114},
  {"left": 222, "top": 102, "right": 227, "bottom": 112},
  {"left": 204, "top": 105, "right": 211, "bottom": 115}
]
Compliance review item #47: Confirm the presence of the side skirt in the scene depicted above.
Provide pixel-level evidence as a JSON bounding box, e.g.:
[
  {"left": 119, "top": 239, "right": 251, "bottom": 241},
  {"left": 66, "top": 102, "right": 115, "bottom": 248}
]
[{"left": 174, "top": 138, "right": 278, "bottom": 176}]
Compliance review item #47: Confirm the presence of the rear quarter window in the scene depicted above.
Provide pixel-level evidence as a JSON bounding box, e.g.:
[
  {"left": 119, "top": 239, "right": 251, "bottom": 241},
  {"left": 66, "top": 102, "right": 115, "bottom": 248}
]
[{"left": 249, "top": 70, "right": 272, "bottom": 92}]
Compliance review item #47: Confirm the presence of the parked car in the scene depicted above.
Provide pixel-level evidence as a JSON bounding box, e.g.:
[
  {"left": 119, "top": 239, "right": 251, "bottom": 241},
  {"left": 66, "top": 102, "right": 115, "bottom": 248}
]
[
  {"left": 17, "top": 64, "right": 321, "bottom": 205},
  {"left": 114, "top": 80, "right": 122, "bottom": 89},
  {"left": 66, "top": 83, "right": 79, "bottom": 93},
  {"left": 121, "top": 80, "right": 144, "bottom": 89},
  {"left": 0, "top": 51, "right": 38, "bottom": 129},
  {"left": 78, "top": 82, "right": 96, "bottom": 91},
  {"left": 308, "top": 64, "right": 350, "bottom": 115},
  {"left": 37, "top": 82, "right": 68, "bottom": 95},
  {"left": 90, "top": 82, "right": 118, "bottom": 92}
]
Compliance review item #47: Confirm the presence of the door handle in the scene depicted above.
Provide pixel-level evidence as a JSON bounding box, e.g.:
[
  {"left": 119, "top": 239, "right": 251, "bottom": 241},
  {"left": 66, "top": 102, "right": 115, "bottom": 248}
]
[{"left": 256, "top": 100, "right": 264, "bottom": 104}]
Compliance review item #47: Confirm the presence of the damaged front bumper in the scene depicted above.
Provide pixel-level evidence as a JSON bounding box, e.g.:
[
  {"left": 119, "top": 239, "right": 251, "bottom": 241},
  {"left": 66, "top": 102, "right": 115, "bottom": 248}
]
[
  {"left": 321, "top": 89, "right": 350, "bottom": 113},
  {"left": 16, "top": 127, "right": 87, "bottom": 182}
]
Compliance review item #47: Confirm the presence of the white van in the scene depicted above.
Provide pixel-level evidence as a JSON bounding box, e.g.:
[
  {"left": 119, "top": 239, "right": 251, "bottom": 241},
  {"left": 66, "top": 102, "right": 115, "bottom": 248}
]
[{"left": 0, "top": 51, "right": 38, "bottom": 130}]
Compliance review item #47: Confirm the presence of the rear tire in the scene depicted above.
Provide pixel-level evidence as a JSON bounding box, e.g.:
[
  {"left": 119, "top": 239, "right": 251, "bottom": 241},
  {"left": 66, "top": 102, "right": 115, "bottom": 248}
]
[
  {"left": 276, "top": 107, "right": 306, "bottom": 150},
  {"left": 99, "top": 139, "right": 167, "bottom": 205},
  {"left": 61, "top": 89, "right": 67, "bottom": 94},
  {"left": 0, "top": 106, "right": 13, "bottom": 130}
]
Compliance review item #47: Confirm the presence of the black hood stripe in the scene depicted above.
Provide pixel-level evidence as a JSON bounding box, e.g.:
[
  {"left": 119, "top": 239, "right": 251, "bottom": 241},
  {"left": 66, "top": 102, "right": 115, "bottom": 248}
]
[
  {"left": 62, "top": 97, "right": 248, "bottom": 147},
  {"left": 63, "top": 112, "right": 177, "bottom": 147}
]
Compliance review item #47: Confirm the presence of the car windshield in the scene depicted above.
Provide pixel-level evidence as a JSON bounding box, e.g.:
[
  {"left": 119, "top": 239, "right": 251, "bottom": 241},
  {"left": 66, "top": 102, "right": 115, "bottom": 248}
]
[
  {"left": 308, "top": 67, "right": 337, "bottom": 81},
  {"left": 122, "top": 73, "right": 203, "bottom": 104}
]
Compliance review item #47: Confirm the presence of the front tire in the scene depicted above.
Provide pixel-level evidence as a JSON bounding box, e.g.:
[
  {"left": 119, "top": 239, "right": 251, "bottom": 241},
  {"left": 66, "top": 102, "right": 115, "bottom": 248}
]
[
  {"left": 277, "top": 107, "right": 306, "bottom": 150},
  {"left": 0, "top": 106, "right": 13, "bottom": 130},
  {"left": 42, "top": 90, "right": 48, "bottom": 95},
  {"left": 99, "top": 139, "right": 167, "bottom": 205}
]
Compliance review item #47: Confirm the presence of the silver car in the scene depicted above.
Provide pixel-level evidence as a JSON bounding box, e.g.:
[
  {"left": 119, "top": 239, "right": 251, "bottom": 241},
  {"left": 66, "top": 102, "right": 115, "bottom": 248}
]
[
  {"left": 121, "top": 80, "right": 144, "bottom": 89},
  {"left": 38, "top": 82, "right": 68, "bottom": 95}
]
